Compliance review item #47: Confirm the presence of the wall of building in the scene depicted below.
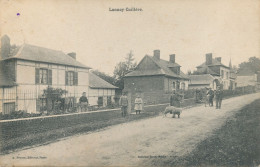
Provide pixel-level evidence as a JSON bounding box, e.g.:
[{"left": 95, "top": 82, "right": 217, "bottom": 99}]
[
  {"left": 219, "top": 66, "right": 231, "bottom": 90},
  {"left": 236, "top": 75, "right": 257, "bottom": 87},
  {"left": 88, "top": 88, "right": 116, "bottom": 106},
  {"left": 1, "top": 60, "right": 89, "bottom": 114},
  {"left": 164, "top": 77, "right": 189, "bottom": 92},
  {"left": 124, "top": 75, "right": 165, "bottom": 93}
]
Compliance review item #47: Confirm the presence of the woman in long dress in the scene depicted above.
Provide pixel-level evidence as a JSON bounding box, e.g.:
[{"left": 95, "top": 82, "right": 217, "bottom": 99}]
[{"left": 134, "top": 95, "right": 143, "bottom": 114}]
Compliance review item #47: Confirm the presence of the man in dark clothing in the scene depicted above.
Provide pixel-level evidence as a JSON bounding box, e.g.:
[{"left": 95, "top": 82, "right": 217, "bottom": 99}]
[
  {"left": 207, "top": 88, "right": 214, "bottom": 107},
  {"left": 79, "top": 92, "right": 88, "bottom": 112},
  {"left": 215, "top": 86, "right": 223, "bottom": 109},
  {"left": 170, "top": 90, "right": 183, "bottom": 108},
  {"left": 119, "top": 92, "right": 128, "bottom": 117}
]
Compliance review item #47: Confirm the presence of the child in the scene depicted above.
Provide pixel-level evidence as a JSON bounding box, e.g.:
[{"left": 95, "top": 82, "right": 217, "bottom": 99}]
[{"left": 134, "top": 95, "right": 143, "bottom": 114}]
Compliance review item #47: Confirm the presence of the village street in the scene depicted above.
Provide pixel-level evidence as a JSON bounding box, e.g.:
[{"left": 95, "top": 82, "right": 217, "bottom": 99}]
[{"left": 1, "top": 93, "right": 259, "bottom": 167}]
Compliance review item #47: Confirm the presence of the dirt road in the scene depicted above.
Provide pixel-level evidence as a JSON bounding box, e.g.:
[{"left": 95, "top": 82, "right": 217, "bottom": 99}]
[{"left": 1, "top": 93, "right": 259, "bottom": 166}]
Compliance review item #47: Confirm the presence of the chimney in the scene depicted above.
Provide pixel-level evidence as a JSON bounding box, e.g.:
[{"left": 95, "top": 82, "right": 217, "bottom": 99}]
[
  {"left": 216, "top": 57, "right": 221, "bottom": 63},
  {"left": 1, "top": 35, "right": 11, "bottom": 60},
  {"left": 169, "top": 54, "right": 175, "bottom": 63},
  {"left": 205, "top": 53, "right": 212, "bottom": 65},
  {"left": 153, "top": 50, "right": 160, "bottom": 60},
  {"left": 68, "top": 52, "right": 76, "bottom": 59}
]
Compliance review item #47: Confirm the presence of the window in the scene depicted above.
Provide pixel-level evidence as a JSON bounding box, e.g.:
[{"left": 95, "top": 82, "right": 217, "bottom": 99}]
[
  {"left": 181, "top": 82, "right": 185, "bottom": 90},
  {"left": 3, "top": 102, "right": 15, "bottom": 114},
  {"left": 98, "top": 97, "right": 103, "bottom": 107},
  {"left": 65, "top": 71, "right": 78, "bottom": 86},
  {"left": 107, "top": 96, "right": 112, "bottom": 106},
  {"left": 221, "top": 70, "right": 224, "bottom": 78},
  {"left": 35, "top": 68, "right": 52, "bottom": 85},
  {"left": 172, "top": 82, "right": 176, "bottom": 89},
  {"left": 176, "top": 81, "right": 180, "bottom": 90},
  {"left": 226, "top": 72, "right": 228, "bottom": 79}
]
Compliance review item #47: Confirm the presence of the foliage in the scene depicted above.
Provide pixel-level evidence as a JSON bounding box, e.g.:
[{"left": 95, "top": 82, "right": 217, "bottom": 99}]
[
  {"left": 113, "top": 50, "right": 137, "bottom": 89},
  {"left": 43, "top": 86, "right": 68, "bottom": 112},
  {"left": 43, "top": 86, "right": 67, "bottom": 100},
  {"left": 0, "top": 110, "right": 41, "bottom": 120},
  {"left": 238, "top": 57, "right": 260, "bottom": 73}
]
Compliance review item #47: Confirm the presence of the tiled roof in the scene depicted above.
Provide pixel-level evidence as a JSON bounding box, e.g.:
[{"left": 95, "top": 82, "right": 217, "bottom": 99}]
[
  {"left": 0, "top": 62, "right": 16, "bottom": 87},
  {"left": 197, "top": 58, "right": 229, "bottom": 69},
  {"left": 126, "top": 55, "right": 189, "bottom": 80},
  {"left": 2, "top": 44, "right": 91, "bottom": 69},
  {"left": 89, "top": 72, "right": 118, "bottom": 89},
  {"left": 189, "top": 74, "right": 215, "bottom": 85}
]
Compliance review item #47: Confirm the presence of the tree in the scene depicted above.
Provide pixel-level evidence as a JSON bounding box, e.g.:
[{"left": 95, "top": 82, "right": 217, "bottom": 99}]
[
  {"left": 238, "top": 57, "right": 260, "bottom": 73},
  {"left": 113, "top": 50, "right": 137, "bottom": 89}
]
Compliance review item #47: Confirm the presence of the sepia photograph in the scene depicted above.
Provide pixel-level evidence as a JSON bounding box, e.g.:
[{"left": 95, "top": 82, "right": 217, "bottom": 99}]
[{"left": 0, "top": 0, "right": 259, "bottom": 166}]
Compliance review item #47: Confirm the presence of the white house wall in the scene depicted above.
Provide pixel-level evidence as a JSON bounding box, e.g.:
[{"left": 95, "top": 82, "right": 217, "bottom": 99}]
[
  {"left": 4, "top": 59, "right": 90, "bottom": 113},
  {"left": 88, "top": 88, "right": 116, "bottom": 106},
  {"left": 219, "top": 67, "right": 231, "bottom": 90},
  {"left": 236, "top": 75, "right": 257, "bottom": 87}
]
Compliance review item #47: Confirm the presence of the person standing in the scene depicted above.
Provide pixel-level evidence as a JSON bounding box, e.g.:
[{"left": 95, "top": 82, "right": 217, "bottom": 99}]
[
  {"left": 170, "top": 90, "right": 181, "bottom": 108},
  {"left": 134, "top": 95, "right": 143, "bottom": 114},
  {"left": 79, "top": 92, "right": 88, "bottom": 112},
  {"left": 208, "top": 88, "right": 214, "bottom": 107},
  {"left": 215, "top": 86, "right": 223, "bottom": 109},
  {"left": 119, "top": 92, "right": 128, "bottom": 117}
]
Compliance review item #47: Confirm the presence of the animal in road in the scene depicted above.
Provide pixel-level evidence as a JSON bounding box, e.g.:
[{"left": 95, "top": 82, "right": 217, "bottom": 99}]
[{"left": 163, "top": 106, "right": 182, "bottom": 118}]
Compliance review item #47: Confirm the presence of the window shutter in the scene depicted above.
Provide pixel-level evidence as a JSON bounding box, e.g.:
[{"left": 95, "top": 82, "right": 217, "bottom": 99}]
[
  {"left": 35, "top": 68, "right": 40, "bottom": 84},
  {"left": 48, "top": 69, "right": 52, "bottom": 85},
  {"left": 74, "top": 72, "right": 78, "bottom": 85},
  {"left": 65, "top": 71, "right": 68, "bottom": 85}
]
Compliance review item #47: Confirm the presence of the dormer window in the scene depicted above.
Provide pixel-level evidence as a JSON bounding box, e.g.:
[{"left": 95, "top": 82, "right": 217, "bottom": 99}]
[{"left": 170, "top": 67, "right": 180, "bottom": 75}]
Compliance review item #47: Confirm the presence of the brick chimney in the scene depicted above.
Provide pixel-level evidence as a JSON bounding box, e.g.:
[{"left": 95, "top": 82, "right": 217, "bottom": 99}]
[
  {"left": 216, "top": 57, "right": 221, "bottom": 63},
  {"left": 169, "top": 54, "right": 175, "bottom": 63},
  {"left": 153, "top": 50, "right": 160, "bottom": 60},
  {"left": 1, "top": 35, "right": 11, "bottom": 60},
  {"left": 205, "top": 53, "right": 212, "bottom": 65},
  {"left": 68, "top": 52, "right": 76, "bottom": 59}
]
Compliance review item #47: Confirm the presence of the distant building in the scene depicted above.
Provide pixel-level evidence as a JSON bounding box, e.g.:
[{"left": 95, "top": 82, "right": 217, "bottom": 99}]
[
  {"left": 0, "top": 35, "right": 91, "bottom": 114},
  {"left": 124, "top": 50, "right": 189, "bottom": 104},
  {"left": 189, "top": 53, "right": 236, "bottom": 90},
  {"left": 88, "top": 72, "right": 118, "bottom": 107},
  {"left": 188, "top": 74, "right": 216, "bottom": 89}
]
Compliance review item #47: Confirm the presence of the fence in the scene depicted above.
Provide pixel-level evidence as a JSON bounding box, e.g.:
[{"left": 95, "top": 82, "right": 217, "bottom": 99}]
[{"left": 0, "top": 87, "right": 119, "bottom": 117}]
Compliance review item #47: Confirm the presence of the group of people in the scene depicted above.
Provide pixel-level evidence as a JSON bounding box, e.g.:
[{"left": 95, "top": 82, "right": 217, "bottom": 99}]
[
  {"left": 205, "top": 86, "right": 223, "bottom": 109},
  {"left": 119, "top": 92, "right": 144, "bottom": 117}
]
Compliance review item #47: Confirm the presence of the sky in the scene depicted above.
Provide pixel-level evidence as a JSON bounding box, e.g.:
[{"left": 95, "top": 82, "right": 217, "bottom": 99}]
[{"left": 1, "top": 0, "right": 259, "bottom": 75}]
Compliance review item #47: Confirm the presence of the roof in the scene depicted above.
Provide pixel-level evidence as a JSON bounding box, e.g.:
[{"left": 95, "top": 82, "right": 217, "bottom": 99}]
[
  {"left": 89, "top": 72, "right": 118, "bottom": 89},
  {"left": 189, "top": 74, "right": 215, "bottom": 85},
  {"left": 1, "top": 44, "right": 91, "bottom": 69},
  {"left": 194, "top": 66, "right": 219, "bottom": 76},
  {"left": 197, "top": 58, "right": 229, "bottom": 69},
  {"left": 0, "top": 62, "right": 16, "bottom": 87},
  {"left": 125, "top": 55, "right": 189, "bottom": 80}
]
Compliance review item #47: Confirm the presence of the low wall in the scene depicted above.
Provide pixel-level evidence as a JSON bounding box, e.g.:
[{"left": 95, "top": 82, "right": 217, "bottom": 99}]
[{"left": 0, "top": 104, "right": 168, "bottom": 153}]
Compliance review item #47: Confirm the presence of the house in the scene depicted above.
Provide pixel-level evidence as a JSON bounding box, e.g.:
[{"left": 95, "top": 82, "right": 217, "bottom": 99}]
[
  {"left": 189, "top": 53, "right": 236, "bottom": 90},
  {"left": 236, "top": 68, "right": 258, "bottom": 87},
  {"left": 188, "top": 74, "right": 216, "bottom": 89},
  {"left": 124, "top": 50, "right": 189, "bottom": 104},
  {"left": 88, "top": 72, "right": 118, "bottom": 107},
  {"left": 0, "top": 35, "right": 91, "bottom": 114}
]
